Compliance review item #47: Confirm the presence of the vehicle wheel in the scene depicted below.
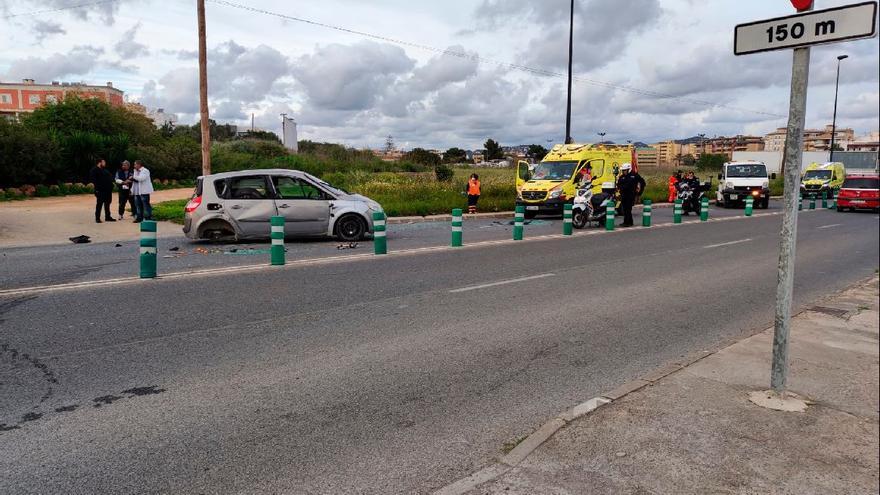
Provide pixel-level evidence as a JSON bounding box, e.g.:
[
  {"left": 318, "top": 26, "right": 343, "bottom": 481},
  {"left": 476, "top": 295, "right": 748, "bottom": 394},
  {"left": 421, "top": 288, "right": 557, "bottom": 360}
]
[
  {"left": 336, "top": 214, "right": 366, "bottom": 242},
  {"left": 761, "top": 197, "right": 769, "bottom": 209},
  {"left": 836, "top": 206, "right": 843, "bottom": 212},
  {"left": 572, "top": 210, "right": 587, "bottom": 229},
  {"left": 524, "top": 211, "right": 537, "bottom": 219},
  {"left": 199, "top": 220, "right": 236, "bottom": 242}
]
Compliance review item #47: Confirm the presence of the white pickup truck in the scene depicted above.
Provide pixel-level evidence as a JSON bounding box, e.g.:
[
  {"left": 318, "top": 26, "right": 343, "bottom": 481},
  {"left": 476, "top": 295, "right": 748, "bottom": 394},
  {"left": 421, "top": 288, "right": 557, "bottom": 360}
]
[{"left": 715, "top": 161, "right": 776, "bottom": 209}]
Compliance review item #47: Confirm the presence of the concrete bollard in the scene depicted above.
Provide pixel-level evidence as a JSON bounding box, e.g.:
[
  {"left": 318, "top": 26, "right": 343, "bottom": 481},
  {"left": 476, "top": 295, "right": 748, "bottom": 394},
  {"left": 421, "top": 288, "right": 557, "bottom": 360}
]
[
  {"left": 745, "top": 196, "right": 754, "bottom": 216},
  {"left": 605, "top": 200, "right": 616, "bottom": 231},
  {"left": 821, "top": 191, "right": 828, "bottom": 209},
  {"left": 673, "top": 199, "right": 683, "bottom": 224},
  {"left": 809, "top": 196, "right": 816, "bottom": 210},
  {"left": 270, "top": 216, "right": 285, "bottom": 265},
  {"left": 513, "top": 205, "right": 524, "bottom": 240},
  {"left": 642, "top": 199, "right": 652, "bottom": 227},
  {"left": 563, "top": 203, "right": 573, "bottom": 236},
  {"left": 700, "top": 196, "right": 709, "bottom": 222},
  {"left": 451, "top": 208, "right": 463, "bottom": 247},
  {"left": 373, "top": 211, "right": 387, "bottom": 254},
  {"left": 139, "top": 220, "right": 157, "bottom": 279}
]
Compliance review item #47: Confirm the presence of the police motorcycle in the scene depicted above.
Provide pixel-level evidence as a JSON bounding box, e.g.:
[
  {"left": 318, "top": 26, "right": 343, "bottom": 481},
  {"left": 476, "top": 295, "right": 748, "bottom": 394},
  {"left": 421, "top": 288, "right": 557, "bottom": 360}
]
[
  {"left": 572, "top": 181, "right": 616, "bottom": 229},
  {"left": 677, "top": 179, "right": 712, "bottom": 215}
]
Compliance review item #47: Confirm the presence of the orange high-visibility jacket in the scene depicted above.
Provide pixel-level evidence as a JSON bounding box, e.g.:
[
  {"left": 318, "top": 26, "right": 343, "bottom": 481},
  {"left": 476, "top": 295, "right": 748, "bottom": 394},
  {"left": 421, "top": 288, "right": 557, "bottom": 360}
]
[{"left": 467, "top": 179, "right": 481, "bottom": 195}]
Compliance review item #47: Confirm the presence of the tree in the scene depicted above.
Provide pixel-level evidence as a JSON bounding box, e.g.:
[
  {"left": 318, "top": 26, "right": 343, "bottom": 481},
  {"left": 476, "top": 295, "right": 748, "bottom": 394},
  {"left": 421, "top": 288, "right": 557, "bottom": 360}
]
[
  {"left": 404, "top": 147, "right": 441, "bottom": 166},
  {"left": 682, "top": 154, "right": 696, "bottom": 167},
  {"left": 484, "top": 138, "right": 503, "bottom": 160},
  {"left": 384, "top": 135, "right": 395, "bottom": 153},
  {"left": 528, "top": 144, "right": 548, "bottom": 160},
  {"left": 695, "top": 153, "right": 727, "bottom": 171},
  {"left": 444, "top": 147, "right": 467, "bottom": 163}
]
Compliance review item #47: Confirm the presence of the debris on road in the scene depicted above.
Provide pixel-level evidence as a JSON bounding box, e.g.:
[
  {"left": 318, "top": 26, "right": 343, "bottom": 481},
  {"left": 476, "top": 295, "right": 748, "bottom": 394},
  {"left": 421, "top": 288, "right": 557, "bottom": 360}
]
[
  {"left": 68, "top": 235, "right": 91, "bottom": 244},
  {"left": 337, "top": 242, "right": 359, "bottom": 250}
]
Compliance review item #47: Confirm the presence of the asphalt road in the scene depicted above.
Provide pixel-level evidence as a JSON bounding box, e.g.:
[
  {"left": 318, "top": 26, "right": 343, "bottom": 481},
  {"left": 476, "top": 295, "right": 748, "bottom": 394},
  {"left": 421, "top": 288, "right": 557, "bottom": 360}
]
[
  {"left": 3, "top": 200, "right": 781, "bottom": 290},
  {"left": 0, "top": 207, "right": 877, "bottom": 494}
]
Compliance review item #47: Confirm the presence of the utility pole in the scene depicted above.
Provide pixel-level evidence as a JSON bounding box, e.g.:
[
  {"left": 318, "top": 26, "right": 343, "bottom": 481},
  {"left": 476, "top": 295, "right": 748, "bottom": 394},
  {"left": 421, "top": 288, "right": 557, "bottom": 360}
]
[
  {"left": 771, "top": 44, "right": 811, "bottom": 395},
  {"left": 197, "top": 0, "right": 211, "bottom": 176},
  {"left": 564, "top": 0, "right": 574, "bottom": 144},
  {"left": 829, "top": 54, "right": 848, "bottom": 161}
]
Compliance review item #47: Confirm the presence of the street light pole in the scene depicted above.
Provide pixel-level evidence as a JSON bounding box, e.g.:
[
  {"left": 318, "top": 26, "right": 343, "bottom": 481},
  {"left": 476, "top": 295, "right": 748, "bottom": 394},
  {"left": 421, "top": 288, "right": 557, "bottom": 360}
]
[
  {"left": 564, "top": 0, "right": 574, "bottom": 144},
  {"left": 597, "top": 131, "right": 606, "bottom": 143},
  {"left": 197, "top": 0, "right": 211, "bottom": 176},
  {"left": 829, "top": 54, "right": 848, "bottom": 161}
]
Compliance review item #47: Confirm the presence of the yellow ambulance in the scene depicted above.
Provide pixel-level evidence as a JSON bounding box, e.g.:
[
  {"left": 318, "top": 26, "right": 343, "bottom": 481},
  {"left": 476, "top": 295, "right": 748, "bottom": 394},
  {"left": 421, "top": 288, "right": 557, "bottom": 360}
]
[{"left": 516, "top": 143, "right": 633, "bottom": 217}]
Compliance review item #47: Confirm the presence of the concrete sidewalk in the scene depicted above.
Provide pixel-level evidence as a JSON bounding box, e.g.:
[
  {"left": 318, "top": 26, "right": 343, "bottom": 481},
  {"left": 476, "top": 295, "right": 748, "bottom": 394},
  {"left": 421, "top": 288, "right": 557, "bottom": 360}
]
[
  {"left": 0, "top": 188, "right": 192, "bottom": 248},
  {"left": 461, "top": 277, "right": 880, "bottom": 494}
]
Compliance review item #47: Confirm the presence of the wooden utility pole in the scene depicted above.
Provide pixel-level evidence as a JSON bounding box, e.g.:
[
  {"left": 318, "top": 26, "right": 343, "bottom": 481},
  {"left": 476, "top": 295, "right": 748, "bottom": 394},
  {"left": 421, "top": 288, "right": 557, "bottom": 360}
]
[{"left": 197, "top": 0, "right": 211, "bottom": 176}]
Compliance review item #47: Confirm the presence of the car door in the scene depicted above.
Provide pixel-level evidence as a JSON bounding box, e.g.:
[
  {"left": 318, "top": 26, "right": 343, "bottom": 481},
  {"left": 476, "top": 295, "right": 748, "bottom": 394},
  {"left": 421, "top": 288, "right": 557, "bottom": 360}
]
[
  {"left": 271, "top": 175, "right": 332, "bottom": 235},
  {"left": 224, "top": 175, "right": 277, "bottom": 237}
]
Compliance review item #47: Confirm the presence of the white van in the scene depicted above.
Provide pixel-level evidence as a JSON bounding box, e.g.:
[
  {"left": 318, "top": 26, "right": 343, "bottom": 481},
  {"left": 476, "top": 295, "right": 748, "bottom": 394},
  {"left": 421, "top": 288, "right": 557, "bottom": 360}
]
[{"left": 716, "top": 161, "right": 776, "bottom": 209}]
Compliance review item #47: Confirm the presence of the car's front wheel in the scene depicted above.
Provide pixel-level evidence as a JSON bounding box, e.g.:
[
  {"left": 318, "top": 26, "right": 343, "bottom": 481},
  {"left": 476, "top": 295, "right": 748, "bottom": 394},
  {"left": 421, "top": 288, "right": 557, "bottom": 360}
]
[{"left": 336, "top": 214, "right": 367, "bottom": 242}]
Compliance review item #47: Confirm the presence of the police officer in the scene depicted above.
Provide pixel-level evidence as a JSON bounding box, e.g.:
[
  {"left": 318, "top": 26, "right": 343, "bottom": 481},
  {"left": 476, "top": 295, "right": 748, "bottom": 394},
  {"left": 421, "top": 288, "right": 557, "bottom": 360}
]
[{"left": 616, "top": 162, "right": 645, "bottom": 227}]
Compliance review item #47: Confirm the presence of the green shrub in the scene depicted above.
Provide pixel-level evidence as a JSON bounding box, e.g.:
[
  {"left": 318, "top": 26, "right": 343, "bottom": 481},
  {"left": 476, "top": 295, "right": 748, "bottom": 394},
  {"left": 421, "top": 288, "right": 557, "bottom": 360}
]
[
  {"left": 84, "top": 183, "right": 94, "bottom": 193},
  {"left": 434, "top": 164, "right": 455, "bottom": 182},
  {"left": 48, "top": 184, "right": 61, "bottom": 196},
  {"left": 5, "top": 187, "right": 24, "bottom": 200},
  {"left": 35, "top": 184, "right": 50, "bottom": 197},
  {"left": 0, "top": 190, "right": 7, "bottom": 201},
  {"left": 59, "top": 183, "right": 71, "bottom": 195}
]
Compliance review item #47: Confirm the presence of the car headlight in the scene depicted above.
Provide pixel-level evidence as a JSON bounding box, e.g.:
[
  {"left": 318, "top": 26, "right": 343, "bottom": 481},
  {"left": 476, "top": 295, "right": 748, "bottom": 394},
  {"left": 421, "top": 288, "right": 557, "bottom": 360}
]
[
  {"left": 724, "top": 181, "right": 735, "bottom": 190},
  {"left": 548, "top": 190, "right": 562, "bottom": 199}
]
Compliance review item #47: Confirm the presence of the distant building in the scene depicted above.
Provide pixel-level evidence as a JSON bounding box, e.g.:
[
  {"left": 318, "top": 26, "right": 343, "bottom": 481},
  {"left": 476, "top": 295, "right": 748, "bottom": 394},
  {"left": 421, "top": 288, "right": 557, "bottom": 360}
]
[
  {"left": 281, "top": 116, "right": 298, "bottom": 152},
  {"left": 763, "top": 125, "right": 854, "bottom": 152},
  {"left": 636, "top": 147, "right": 660, "bottom": 167},
  {"left": 147, "top": 107, "right": 178, "bottom": 127},
  {"left": 0, "top": 79, "right": 124, "bottom": 120},
  {"left": 650, "top": 140, "right": 693, "bottom": 166},
  {"left": 846, "top": 131, "right": 879, "bottom": 152},
  {"left": 692, "top": 135, "right": 764, "bottom": 159}
]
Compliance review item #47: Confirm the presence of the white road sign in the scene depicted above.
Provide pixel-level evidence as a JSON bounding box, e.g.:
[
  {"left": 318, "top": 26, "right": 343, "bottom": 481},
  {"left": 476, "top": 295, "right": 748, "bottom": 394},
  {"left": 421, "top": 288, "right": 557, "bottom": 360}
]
[{"left": 734, "top": 1, "right": 878, "bottom": 55}]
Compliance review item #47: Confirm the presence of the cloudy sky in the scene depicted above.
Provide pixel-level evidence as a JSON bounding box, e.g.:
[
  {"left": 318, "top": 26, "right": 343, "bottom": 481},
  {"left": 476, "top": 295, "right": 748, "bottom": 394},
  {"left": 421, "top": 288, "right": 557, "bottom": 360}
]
[{"left": 2, "top": 0, "right": 878, "bottom": 149}]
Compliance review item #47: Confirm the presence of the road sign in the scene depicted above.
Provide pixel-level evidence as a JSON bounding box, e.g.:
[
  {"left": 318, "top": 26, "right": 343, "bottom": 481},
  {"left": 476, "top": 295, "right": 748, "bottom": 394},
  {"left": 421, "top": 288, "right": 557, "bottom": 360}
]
[
  {"left": 734, "top": 1, "right": 878, "bottom": 55},
  {"left": 790, "top": 0, "right": 813, "bottom": 11}
]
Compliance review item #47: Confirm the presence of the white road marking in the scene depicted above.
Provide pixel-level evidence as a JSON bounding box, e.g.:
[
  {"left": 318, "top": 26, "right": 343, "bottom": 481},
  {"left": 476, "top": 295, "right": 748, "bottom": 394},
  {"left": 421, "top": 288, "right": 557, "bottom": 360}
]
[
  {"left": 703, "top": 238, "right": 753, "bottom": 249},
  {"left": 816, "top": 223, "right": 842, "bottom": 229},
  {"left": 449, "top": 273, "right": 555, "bottom": 293}
]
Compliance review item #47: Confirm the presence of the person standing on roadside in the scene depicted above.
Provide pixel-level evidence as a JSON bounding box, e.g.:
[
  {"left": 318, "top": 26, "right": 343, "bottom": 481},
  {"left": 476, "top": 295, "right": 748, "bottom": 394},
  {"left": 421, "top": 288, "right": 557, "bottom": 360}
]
[
  {"left": 115, "top": 160, "right": 135, "bottom": 220},
  {"left": 616, "top": 162, "right": 646, "bottom": 227},
  {"left": 131, "top": 160, "right": 154, "bottom": 223},
  {"left": 466, "top": 173, "right": 481, "bottom": 214},
  {"left": 88, "top": 158, "right": 115, "bottom": 223},
  {"left": 668, "top": 170, "right": 681, "bottom": 202}
]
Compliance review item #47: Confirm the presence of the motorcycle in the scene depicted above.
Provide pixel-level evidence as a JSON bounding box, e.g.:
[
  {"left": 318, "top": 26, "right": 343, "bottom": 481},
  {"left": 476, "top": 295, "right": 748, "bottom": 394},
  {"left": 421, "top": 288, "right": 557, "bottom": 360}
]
[
  {"left": 572, "top": 181, "right": 616, "bottom": 228},
  {"left": 677, "top": 182, "right": 703, "bottom": 216}
]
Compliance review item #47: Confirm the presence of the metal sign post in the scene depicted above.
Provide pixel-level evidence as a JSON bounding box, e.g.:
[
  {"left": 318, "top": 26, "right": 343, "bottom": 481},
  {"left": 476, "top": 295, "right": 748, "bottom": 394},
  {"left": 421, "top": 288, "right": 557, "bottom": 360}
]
[{"left": 734, "top": 1, "right": 878, "bottom": 396}]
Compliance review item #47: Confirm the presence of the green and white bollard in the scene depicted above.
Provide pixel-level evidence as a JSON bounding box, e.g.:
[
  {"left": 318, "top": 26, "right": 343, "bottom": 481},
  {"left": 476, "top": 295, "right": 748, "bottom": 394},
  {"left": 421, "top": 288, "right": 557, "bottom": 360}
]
[
  {"left": 642, "top": 199, "right": 652, "bottom": 227},
  {"left": 673, "top": 199, "right": 683, "bottom": 224},
  {"left": 270, "top": 216, "right": 285, "bottom": 265},
  {"left": 745, "top": 196, "right": 754, "bottom": 216},
  {"left": 139, "top": 220, "right": 157, "bottom": 279},
  {"left": 798, "top": 194, "right": 803, "bottom": 211},
  {"left": 373, "top": 211, "right": 387, "bottom": 254},
  {"left": 809, "top": 196, "right": 816, "bottom": 210},
  {"left": 821, "top": 191, "right": 828, "bottom": 209},
  {"left": 829, "top": 190, "right": 837, "bottom": 209},
  {"left": 563, "top": 203, "right": 573, "bottom": 235},
  {"left": 513, "top": 205, "right": 524, "bottom": 240},
  {"left": 605, "top": 200, "right": 615, "bottom": 231},
  {"left": 451, "top": 208, "right": 463, "bottom": 247},
  {"left": 700, "top": 196, "right": 709, "bottom": 222}
]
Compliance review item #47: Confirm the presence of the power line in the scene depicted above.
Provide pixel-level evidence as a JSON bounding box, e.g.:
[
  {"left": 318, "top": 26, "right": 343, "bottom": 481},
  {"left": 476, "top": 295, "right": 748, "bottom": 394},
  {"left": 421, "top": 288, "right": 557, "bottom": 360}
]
[
  {"left": 2, "top": 0, "right": 119, "bottom": 19},
  {"left": 206, "top": 0, "right": 786, "bottom": 119}
]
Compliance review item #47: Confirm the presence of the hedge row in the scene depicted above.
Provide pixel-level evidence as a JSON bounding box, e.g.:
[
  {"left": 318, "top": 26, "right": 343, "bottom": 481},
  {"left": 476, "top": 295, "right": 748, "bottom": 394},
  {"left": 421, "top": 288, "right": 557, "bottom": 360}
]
[{"left": 0, "top": 179, "right": 195, "bottom": 201}]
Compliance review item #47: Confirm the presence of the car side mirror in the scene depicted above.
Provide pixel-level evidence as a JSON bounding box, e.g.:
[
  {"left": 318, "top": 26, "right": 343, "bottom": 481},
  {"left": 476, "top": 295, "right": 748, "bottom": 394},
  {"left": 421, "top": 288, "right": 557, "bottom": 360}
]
[
  {"left": 771, "top": 173, "right": 777, "bottom": 180},
  {"left": 717, "top": 173, "right": 723, "bottom": 180}
]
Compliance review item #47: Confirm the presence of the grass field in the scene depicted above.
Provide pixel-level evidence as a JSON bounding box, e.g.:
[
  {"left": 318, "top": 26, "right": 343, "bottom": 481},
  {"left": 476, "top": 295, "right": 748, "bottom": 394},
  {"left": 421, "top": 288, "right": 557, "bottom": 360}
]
[{"left": 153, "top": 166, "right": 729, "bottom": 223}]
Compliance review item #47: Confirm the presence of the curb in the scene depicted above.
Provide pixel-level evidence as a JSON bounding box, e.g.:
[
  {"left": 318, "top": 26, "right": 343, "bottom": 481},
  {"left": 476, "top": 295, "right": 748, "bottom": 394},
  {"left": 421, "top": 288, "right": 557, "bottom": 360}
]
[{"left": 432, "top": 270, "right": 866, "bottom": 495}]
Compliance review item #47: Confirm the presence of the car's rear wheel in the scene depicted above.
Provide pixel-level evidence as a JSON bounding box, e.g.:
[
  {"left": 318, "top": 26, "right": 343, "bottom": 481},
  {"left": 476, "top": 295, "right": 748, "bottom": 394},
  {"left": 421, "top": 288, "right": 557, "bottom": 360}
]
[
  {"left": 198, "top": 220, "right": 236, "bottom": 242},
  {"left": 336, "top": 214, "right": 366, "bottom": 242}
]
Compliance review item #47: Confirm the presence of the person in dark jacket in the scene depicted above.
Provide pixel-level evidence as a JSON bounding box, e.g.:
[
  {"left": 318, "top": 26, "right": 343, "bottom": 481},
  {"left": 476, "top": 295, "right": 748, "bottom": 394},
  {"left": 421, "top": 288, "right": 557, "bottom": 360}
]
[
  {"left": 115, "top": 160, "right": 135, "bottom": 219},
  {"left": 88, "top": 158, "right": 115, "bottom": 223},
  {"left": 616, "top": 162, "right": 646, "bottom": 227}
]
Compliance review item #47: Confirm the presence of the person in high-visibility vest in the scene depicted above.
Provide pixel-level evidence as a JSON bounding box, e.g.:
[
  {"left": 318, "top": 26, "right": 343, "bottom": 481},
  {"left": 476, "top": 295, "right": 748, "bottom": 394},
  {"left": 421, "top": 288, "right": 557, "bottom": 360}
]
[
  {"left": 466, "top": 173, "right": 481, "bottom": 214},
  {"left": 668, "top": 170, "right": 681, "bottom": 202}
]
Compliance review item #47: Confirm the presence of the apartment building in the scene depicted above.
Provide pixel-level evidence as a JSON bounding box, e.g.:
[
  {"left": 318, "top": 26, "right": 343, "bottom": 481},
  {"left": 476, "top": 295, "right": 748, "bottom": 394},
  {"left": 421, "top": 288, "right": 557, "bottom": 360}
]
[
  {"left": 763, "top": 125, "right": 855, "bottom": 152},
  {"left": 0, "top": 79, "right": 124, "bottom": 119}
]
